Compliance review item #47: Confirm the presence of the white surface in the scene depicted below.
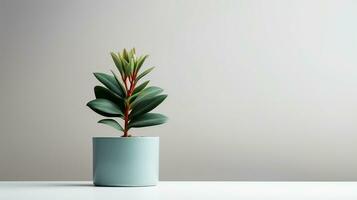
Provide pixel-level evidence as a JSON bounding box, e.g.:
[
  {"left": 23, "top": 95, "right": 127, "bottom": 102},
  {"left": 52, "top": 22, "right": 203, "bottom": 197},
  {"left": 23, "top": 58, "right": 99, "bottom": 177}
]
[{"left": 0, "top": 181, "right": 356, "bottom": 200}]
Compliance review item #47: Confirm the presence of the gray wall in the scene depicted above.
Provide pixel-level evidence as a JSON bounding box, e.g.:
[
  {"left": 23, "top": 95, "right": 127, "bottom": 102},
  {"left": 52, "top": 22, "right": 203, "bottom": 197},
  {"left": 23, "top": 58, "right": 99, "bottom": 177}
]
[{"left": 1, "top": 0, "right": 356, "bottom": 181}]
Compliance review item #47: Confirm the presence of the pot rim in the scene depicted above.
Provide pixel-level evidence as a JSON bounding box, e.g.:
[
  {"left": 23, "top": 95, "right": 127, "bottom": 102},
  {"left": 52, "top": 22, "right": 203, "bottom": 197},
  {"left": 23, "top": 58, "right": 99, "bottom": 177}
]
[{"left": 93, "top": 136, "right": 159, "bottom": 139}]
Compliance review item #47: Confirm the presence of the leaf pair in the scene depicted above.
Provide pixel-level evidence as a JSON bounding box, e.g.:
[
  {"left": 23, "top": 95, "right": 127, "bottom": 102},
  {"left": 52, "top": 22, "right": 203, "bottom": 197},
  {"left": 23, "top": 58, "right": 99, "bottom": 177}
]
[
  {"left": 98, "top": 113, "right": 167, "bottom": 131},
  {"left": 93, "top": 73, "right": 125, "bottom": 98},
  {"left": 87, "top": 73, "right": 125, "bottom": 116},
  {"left": 130, "top": 94, "right": 167, "bottom": 118}
]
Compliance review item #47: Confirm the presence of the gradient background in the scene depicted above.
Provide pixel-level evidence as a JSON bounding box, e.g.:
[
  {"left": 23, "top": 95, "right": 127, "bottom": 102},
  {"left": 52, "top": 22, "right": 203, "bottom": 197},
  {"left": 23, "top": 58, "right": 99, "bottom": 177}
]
[{"left": 0, "top": 0, "right": 356, "bottom": 181}]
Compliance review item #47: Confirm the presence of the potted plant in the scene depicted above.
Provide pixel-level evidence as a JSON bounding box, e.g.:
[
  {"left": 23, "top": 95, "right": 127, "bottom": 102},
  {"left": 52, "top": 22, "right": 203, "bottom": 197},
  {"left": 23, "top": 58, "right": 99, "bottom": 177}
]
[{"left": 87, "top": 48, "right": 167, "bottom": 186}]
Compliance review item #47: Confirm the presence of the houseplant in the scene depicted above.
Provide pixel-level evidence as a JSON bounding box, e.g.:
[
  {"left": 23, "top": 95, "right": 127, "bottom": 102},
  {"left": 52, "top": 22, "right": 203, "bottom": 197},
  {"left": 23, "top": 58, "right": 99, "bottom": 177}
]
[{"left": 87, "top": 48, "right": 167, "bottom": 186}]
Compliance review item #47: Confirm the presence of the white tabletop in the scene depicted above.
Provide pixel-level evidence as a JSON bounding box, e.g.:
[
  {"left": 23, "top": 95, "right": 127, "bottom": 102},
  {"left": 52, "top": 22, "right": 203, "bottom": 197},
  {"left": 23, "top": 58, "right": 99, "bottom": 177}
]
[{"left": 0, "top": 181, "right": 356, "bottom": 200}]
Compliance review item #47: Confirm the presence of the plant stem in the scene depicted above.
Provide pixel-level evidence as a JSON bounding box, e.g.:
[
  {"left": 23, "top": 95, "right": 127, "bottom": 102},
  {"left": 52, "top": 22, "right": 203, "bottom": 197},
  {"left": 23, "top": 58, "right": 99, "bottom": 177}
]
[
  {"left": 122, "top": 74, "right": 136, "bottom": 137},
  {"left": 123, "top": 107, "right": 129, "bottom": 137}
]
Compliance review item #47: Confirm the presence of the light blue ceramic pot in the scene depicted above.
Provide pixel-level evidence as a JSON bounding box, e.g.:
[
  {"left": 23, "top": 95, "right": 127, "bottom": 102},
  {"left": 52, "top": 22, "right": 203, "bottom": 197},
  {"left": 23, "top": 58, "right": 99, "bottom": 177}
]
[{"left": 93, "top": 137, "right": 159, "bottom": 186}]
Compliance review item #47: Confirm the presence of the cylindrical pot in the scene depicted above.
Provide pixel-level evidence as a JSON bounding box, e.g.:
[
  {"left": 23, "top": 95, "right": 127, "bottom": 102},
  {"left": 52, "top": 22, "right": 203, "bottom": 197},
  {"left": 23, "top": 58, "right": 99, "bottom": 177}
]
[{"left": 93, "top": 137, "right": 159, "bottom": 186}]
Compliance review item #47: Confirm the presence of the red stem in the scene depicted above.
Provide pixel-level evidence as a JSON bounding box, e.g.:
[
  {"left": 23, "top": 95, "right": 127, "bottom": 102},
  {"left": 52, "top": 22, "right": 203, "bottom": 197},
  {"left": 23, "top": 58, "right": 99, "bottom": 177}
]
[{"left": 122, "top": 73, "right": 137, "bottom": 137}]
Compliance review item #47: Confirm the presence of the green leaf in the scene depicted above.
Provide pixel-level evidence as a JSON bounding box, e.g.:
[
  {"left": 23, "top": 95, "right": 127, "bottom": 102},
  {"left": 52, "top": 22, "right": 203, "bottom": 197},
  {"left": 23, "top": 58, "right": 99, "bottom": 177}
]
[
  {"left": 136, "top": 55, "right": 148, "bottom": 73},
  {"left": 131, "top": 86, "right": 163, "bottom": 108},
  {"left": 98, "top": 119, "right": 124, "bottom": 131},
  {"left": 94, "top": 86, "right": 125, "bottom": 113},
  {"left": 110, "top": 52, "right": 124, "bottom": 77},
  {"left": 111, "top": 70, "right": 127, "bottom": 97},
  {"left": 133, "top": 80, "right": 150, "bottom": 95},
  {"left": 129, "top": 113, "right": 167, "bottom": 128},
  {"left": 87, "top": 99, "right": 123, "bottom": 117},
  {"left": 133, "top": 55, "right": 141, "bottom": 71},
  {"left": 130, "top": 94, "right": 167, "bottom": 118},
  {"left": 93, "top": 73, "right": 125, "bottom": 97},
  {"left": 136, "top": 67, "right": 154, "bottom": 82},
  {"left": 122, "top": 48, "right": 129, "bottom": 62},
  {"left": 128, "top": 80, "right": 150, "bottom": 103},
  {"left": 123, "top": 59, "right": 131, "bottom": 77},
  {"left": 119, "top": 52, "right": 128, "bottom": 65},
  {"left": 129, "top": 48, "right": 136, "bottom": 60},
  {"left": 118, "top": 53, "right": 130, "bottom": 77},
  {"left": 128, "top": 58, "right": 134, "bottom": 75}
]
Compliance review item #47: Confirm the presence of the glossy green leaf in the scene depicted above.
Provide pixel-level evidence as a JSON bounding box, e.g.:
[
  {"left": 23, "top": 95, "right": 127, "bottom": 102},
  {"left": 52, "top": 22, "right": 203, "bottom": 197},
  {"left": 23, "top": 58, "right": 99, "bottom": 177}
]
[
  {"left": 87, "top": 98, "right": 123, "bottom": 117},
  {"left": 98, "top": 119, "right": 124, "bottom": 131},
  {"left": 118, "top": 53, "right": 129, "bottom": 77},
  {"left": 93, "top": 73, "right": 125, "bottom": 97},
  {"left": 136, "top": 55, "right": 148, "bottom": 73},
  {"left": 123, "top": 48, "right": 129, "bottom": 62},
  {"left": 123, "top": 59, "right": 131, "bottom": 77},
  {"left": 128, "top": 113, "right": 167, "bottom": 128},
  {"left": 131, "top": 86, "right": 163, "bottom": 108},
  {"left": 129, "top": 48, "right": 136, "bottom": 60},
  {"left": 110, "top": 52, "right": 124, "bottom": 76},
  {"left": 136, "top": 67, "right": 154, "bottom": 82},
  {"left": 128, "top": 58, "right": 134, "bottom": 75},
  {"left": 129, "top": 80, "right": 150, "bottom": 103},
  {"left": 111, "top": 70, "right": 127, "bottom": 97},
  {"left": 133, "top": 55, "right": 140, "bottom": 71},
  {"left": 94, "top": 86, "right": 125, "bottom": 112},
  {"left": 130, "top": 94, "right": 167, "bottom": 118},
  {"left": 119, "top": 53, "right": 128, "bottom": 65},
  {"left": 132, "top": 80, "right": 150, "bottom": 95}
]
